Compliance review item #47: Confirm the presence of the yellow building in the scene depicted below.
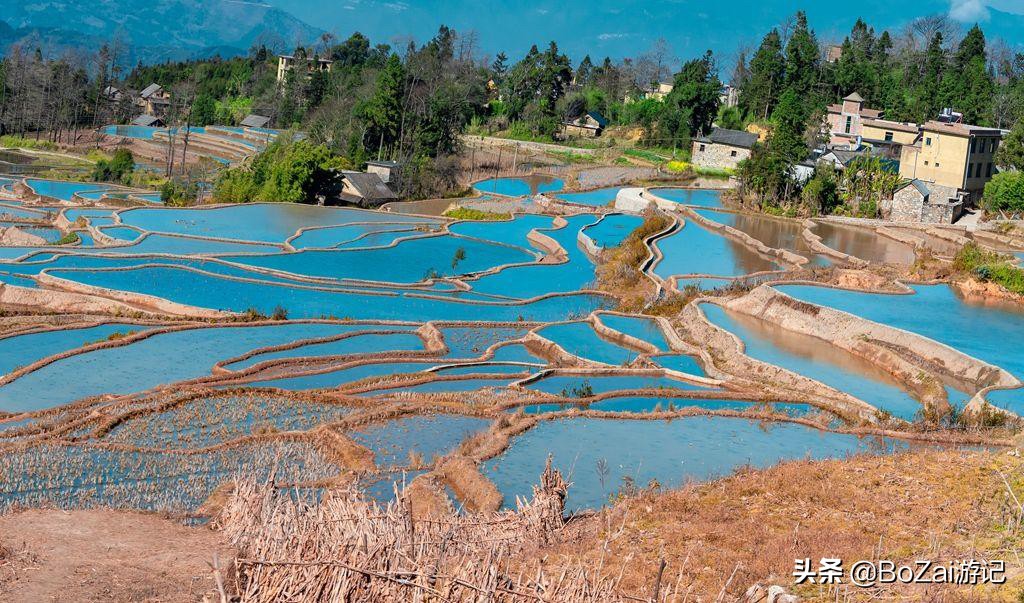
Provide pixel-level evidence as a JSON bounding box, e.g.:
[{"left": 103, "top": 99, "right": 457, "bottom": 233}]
[
  {"left": 899, "top": 120, "right": 1003, "bottom": 205},
  {"left": 861, "top": 118, "right": 919, "bottom": 145}
]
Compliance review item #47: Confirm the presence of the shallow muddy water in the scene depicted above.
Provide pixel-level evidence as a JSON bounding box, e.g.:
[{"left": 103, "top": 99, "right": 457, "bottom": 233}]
[{"left": 811, "top": 221, "right": 916, "bottom": 264}]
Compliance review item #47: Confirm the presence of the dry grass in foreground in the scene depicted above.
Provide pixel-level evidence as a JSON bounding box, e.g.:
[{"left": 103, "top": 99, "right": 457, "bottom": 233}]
[
  {"left": 3, "top": 449, "right": 1023, "bottom": 601},
  {"left": 541, "top": 449, "right": 1024, "bottom": 602}
]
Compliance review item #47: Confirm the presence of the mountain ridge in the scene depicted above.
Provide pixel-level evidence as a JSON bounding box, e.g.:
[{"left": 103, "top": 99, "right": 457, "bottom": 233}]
[{"left": 0, "top": 0, "right": 323, "bottom": 64}]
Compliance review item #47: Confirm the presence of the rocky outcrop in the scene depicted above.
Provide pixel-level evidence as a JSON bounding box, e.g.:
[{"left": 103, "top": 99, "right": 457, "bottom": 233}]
[
  {"left": 952, "top": 277, "right": 1024, "bottom": 305},
  {"left": 0, "top": 226, "right": 47, "bottom": 246}
]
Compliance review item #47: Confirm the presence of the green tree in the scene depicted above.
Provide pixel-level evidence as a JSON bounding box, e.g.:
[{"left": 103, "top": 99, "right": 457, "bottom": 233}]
[
  {"left": 783, "top": 11, "right": 820, "bottom": 102},
  {"left": 940, "top": 25, "right": 993, "bottom": 124},
  {"left": 655, "top": 51, "right": 720, "bottom": 147},
  {"left": 996, "top": 120, "right": 1024, "bottom": 170},
  {"left": 359, "top": 53, "right": 405, "bottom": 156},
  {"left": 741, "top": 29, "right": 784, "bottom": 120},
  {"left": 92, "top": 148, "right": 135, "bottom": 184},
  {"left": 984, "top": 171, "right": 1024, "bottom": 213},
  {"left": 189, "top": 93, "right": 217, "bottom": 127},
  {"left": 716, "top": 105, "right": 744, "bottom": 130}
]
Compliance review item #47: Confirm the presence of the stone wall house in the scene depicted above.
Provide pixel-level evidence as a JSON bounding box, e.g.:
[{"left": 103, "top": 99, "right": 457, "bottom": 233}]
[
  {"left": 691, "top": 128, "right": 757, "bottom": 171},
  {"left": 561, "top": 111, "right": 607, "bottom": 138},
  {"left": 882, "top": 179, "right": 964, "bottom": 224}
]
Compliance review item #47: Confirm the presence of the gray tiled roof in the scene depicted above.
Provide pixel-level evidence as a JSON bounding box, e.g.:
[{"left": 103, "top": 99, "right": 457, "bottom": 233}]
[
  {"left": 343, "top": 172, "right": 397, "bottom": 200},
  {"left": 240, "top": 114, "right": 271, "bottom": 128},
  {"left": 697, "top": 127, "right": 757, "bottom": 149}
]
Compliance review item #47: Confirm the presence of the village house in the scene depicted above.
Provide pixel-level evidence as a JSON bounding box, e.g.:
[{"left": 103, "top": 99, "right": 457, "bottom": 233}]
[
  {"left": 898, "top": 111, "right": 1004, "bottom": 207},
  {"left": 336, "top": 171, "right": 398, "bottom": 208},
  {"left": 561, "top": 111, "right": 607, "bottom": 138},
  {"left": 277, "top": 53, "right": 334, "bottom": 82},
  {"left": 825, "top": 92, "right": 882, "bottom": 147},
  {"left": 240, "top": 114, "right": 271, "bottom": 129},
  {"left": 882, "top": 179, "right": 964, "bottom": 224},
  {"left": 691, "top": 127, "right": 757, "bottom": 171},
  {"left": 136, "top": 83, "right": 170, "bottom": 117},
  {"left": 825, "top": 44, "right": 844, "bottom": 64},
  {"left": 365, "top": 160, "right": 400, "bottom": 185},
  {"left": 130, "top": 114, "right": 165, "bottom": 127},
  {"left": 861, "top": 118, "right": 920, "bottom": 146},
  {"left": 625, "top": 82, "right": 673, "bottom": 104}
]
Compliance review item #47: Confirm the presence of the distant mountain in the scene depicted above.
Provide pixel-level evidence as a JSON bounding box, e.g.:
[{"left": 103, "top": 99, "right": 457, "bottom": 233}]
[{"left": 0, "top": 0, "right": 324, "bottom": 64}]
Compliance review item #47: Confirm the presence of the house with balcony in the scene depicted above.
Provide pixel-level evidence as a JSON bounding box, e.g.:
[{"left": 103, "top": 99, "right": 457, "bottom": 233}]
[{"left": 277, "top": 53, "right": 334, "bottom": 83}]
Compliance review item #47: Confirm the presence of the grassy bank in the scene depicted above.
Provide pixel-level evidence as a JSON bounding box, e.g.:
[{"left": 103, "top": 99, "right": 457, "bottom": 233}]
[
  {"left": 954, "top": 243, "right": 1024, "bottom": 295},
  {"left": 595, "top": 210, "right": 671, "bottom": 311},
  {"left": 443, "top": 207, "right": 512, "bottom": 221},
  {"left": 540, "top": 448, "right": 1024, "bottom": 601}
]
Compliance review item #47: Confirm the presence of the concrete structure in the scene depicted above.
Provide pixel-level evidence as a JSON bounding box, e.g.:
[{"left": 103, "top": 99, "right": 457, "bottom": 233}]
[
  {"left": 277, "top": 54, "right": 333, "bottom": 82},
  {"left": 825, "top": 92, "right": 882, "bottom": 146},
  {"left": 719, "top": 83, "right": 740, "bottom": 108},
  {"left": 136, "top": 83, "right": 170, "bottom": 117},
  {"left": 883, "top": 179, "right": 964, "bottom": 223},
  {"left": 561, "top": 111, "right": 607, "bottom": 138},
  {"left": 861, "top": 118, "right": 919, "bottom": 145},
  {"left": 826, "top": 44, "right": 844, "bottom": 64},
  {"left": 818, "top": 145, "right": 898, "bottom": 171},
  {"left": 898, "top": 118, "right": 1004, "bottom": 206},
  {"left": 691, "top": 127, "right": 757, "bottom": 171}
]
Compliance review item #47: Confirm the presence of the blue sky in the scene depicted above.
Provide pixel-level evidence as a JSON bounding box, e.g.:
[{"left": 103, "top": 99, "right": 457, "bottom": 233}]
[{"left": 267, "top": 0, "right": 1024, "bottom": 64}]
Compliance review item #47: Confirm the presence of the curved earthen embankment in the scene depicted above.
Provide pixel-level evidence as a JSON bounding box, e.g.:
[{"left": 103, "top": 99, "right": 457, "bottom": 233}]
[
  {"left": 680, "top": 301, "right": 880, "bottom": 422},
  {"left": 802, "top": 219, "right": 869, "bottom": 267},
  {"left": 0, "top": 281, "right": 165, "bottom": 317},
  {"left": 590, "top": 312, "right": 660, "bottom": 355},
  {"left": 723, "top": 285, "right": 1020, "bottom": 403},
  {"left": 682, "top": 207, "right": 807, "bottom": 268},
  {"left": 36, "top": 272, "right": 232, "bottom": 319}
]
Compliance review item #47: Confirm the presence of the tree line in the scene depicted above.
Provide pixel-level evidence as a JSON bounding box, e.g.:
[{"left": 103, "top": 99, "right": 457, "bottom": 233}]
[{"left": 2, "top": 14, "right": 1024, "bottom": 207}]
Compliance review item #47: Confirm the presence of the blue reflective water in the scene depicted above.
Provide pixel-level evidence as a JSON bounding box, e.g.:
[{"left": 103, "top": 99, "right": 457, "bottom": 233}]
[
  {"left": 291, "top": 224, "right": 425, "bottom": 249},
  {"left": 102, "top": 125, "right": 163, "bottom": 139},
  {"left": 526, "top": 373, "right": 704, "bottom": 395},
  {"left": 582, "top": 214, "right": 643, "bottom": 248},
  {"left": 653, "top": 218, "right": 779, "bottom": 278},
  {"left": 225, "top": 330, "right": 423, "bottom": 370},
  {"left": 473, "top": 176, "right": 564, "bottom": 197},
  {"left": 120, "top": 204, "right": 434, "bottom": 243},
  {"left": 229, "top": 235, "right": 533, "bottom": 283},
  {"left": 27, "top": 179, "right": 110, "bottom": 201},
  {"left": 598, "top": 314, "right": 670, "bottom": 351},
  {"left": 556, "top": 187, "right": 624, "bottom": 207},
  {"left": 776, "top": 284, "right": 1024, "bottom": 391},
  {"left": 484, "top": 416, "right": 911, "bottom": 510},
  {"left": 470, "top": 214, "right": 599, "bottom": 298},
  {"left": 253, "top": 362, "right": 434, "bottom": 390},
  {"left": 702, "top": 304, "right": 924, "bottom": 419},
  {"left": 0, "top": 323, "right": 148, "bottom": 377},
  {"left": 449, "top": 214, "right": 553, "bottom": 250},
  {"left": 649, "top": 188, "right": 724, "bottom": 207},
  {"left": 522, "top": 395, "right": 810, "bottom": 415},
  {"left": 536, "top": 321, "right": 637, "bottom": 366},
  {"left": 46, "top": 265, "right": 608, "bottom": 321},
  {"left": 652, "top": 354, "right": 705, "bottom": 375},
  {"left": 0, "top": 323, "right": 361, "bottom": 411},
  {"left": 351, "top": 415, "right": 490, "bottom": 467}
]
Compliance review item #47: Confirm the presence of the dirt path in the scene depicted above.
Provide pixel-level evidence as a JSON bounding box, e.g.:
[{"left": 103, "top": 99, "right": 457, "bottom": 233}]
[{"left": 0, "top": 509, "right": 231, "bottom": 602}]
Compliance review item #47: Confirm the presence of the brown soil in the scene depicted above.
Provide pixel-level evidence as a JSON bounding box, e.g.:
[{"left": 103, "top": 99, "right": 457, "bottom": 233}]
[{"left": 0, "top": 509, "right": 232, "bottom": 602}]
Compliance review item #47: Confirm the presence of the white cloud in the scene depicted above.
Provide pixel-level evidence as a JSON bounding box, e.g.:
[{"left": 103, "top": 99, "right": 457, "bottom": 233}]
[
  {"left": 949, "top": 0, "right": 991, "bottom": 21},
  {"left": 597, "top": 33, "right": 632, "bottom": 41}
]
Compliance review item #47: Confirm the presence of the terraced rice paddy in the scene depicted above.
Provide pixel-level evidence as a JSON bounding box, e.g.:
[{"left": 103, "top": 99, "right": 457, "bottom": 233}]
[{"left": 0, "top": 179, "right": 1011, "bottom": 518}]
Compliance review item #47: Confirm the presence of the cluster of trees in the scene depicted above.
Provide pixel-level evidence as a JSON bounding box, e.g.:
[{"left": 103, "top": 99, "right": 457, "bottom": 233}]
[
  {"left": 91, "top": 148, "right": 134, "bottom": 184},
  {"left": 5, "top": 13, "right": 1024, "bottom": 209},
  {"left": 731, "top": 13, "right": 1024, "bottom": 215},
  {"left": 214, "top": 136, "right": 347, "bottom": 203}
]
